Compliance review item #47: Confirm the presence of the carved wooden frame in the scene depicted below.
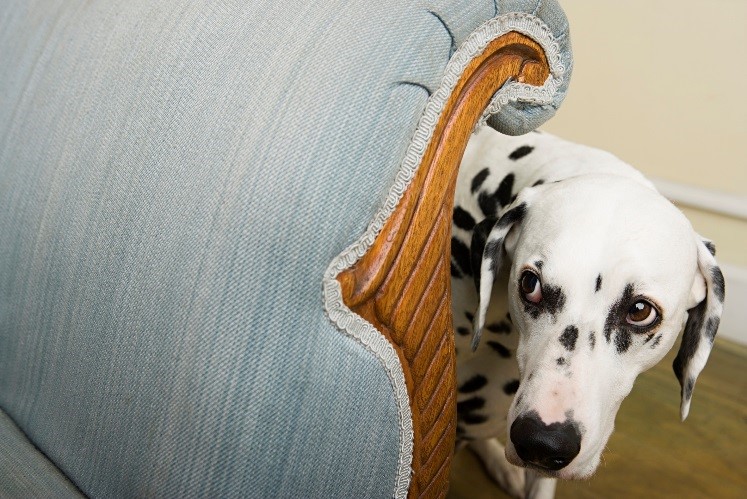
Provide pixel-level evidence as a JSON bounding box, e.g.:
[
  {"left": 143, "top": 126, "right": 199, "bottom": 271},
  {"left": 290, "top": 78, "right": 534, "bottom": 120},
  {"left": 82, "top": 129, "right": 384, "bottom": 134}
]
[{"left": 337, "top": 32, "right": 551, "bottom": 498}]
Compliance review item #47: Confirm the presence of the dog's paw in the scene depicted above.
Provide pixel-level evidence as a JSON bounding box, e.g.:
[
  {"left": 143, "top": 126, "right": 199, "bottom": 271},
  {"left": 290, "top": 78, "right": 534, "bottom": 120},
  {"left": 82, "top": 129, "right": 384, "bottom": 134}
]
[{"left": 469, "top": 438, "right": 526, "bottom": 498}]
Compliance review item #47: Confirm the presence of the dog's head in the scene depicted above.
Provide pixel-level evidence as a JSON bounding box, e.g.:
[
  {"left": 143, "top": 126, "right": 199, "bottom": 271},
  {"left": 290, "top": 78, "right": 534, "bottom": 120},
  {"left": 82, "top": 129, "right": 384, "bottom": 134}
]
[{"left": 470, "top": 174, "right": 724, "bottom": 479}]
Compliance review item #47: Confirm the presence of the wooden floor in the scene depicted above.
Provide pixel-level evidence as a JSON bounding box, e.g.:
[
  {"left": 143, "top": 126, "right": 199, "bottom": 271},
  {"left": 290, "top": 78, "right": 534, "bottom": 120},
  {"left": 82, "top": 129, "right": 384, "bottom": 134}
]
[{"left": 448, "top": 338, "right": 747, "bottom": 499}]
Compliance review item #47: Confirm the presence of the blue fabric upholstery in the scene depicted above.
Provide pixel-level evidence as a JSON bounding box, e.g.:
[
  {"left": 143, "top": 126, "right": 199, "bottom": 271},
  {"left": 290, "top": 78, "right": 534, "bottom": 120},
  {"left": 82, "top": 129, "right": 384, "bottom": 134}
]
[
  {"left": 0, "top": 410, "right": 82, "bottom": 498},
  {"left": 0, "top": 0, "right": 571, "bottom": 497}
]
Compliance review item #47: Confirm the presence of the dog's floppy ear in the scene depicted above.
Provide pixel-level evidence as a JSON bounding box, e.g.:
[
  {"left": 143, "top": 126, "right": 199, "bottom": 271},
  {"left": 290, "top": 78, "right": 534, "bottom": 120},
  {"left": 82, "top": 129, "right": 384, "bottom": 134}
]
[
  {"left": 672, "top": 237, "right": 725, "bottom": 421},
  {"left": 469, "top": 202, "right": 528, "bottom": 351}
]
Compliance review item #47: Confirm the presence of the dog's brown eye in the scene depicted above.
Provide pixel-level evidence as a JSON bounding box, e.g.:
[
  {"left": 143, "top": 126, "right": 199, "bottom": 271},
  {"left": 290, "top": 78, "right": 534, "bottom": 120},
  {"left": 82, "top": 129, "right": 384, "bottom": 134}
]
[
  {"left": 520, "top": 271, "right": 542, "bottom": 304},
  {"left": 626, "top": 300, "right": 658, "bottom": 328}
]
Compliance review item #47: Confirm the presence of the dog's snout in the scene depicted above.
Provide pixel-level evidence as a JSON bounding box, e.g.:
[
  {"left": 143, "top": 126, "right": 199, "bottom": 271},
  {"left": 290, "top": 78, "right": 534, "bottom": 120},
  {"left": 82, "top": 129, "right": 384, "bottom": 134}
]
[{"left": 510, "top": 411, "right": 581, "bottom": 471}]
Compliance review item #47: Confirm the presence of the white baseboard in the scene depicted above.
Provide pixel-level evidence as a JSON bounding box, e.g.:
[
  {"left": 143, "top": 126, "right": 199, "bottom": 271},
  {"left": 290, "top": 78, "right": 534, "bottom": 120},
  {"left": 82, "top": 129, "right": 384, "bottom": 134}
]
[
  {"left": 651, "top": 177, "right": 747, "bottom": 221},
  {"left": 719, "top": 263, "right": 747, "bottom": 346}
]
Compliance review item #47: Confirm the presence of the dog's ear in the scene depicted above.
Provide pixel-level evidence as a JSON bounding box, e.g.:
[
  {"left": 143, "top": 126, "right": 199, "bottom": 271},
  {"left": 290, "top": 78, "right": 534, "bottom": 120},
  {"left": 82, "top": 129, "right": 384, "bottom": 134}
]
[
  {"left": 470, "top": 202, "right": 528, "bottom": 351},
  {"left": 672, "top": 237, "right": 725, "bottom": 421}
]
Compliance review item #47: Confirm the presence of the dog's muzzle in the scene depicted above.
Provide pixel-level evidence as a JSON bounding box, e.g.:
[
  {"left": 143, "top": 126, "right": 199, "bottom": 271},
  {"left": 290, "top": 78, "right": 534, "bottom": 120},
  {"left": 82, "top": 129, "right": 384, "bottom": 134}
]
[{"left": 510, "top": 411, "right": 582, "bottom": 471}]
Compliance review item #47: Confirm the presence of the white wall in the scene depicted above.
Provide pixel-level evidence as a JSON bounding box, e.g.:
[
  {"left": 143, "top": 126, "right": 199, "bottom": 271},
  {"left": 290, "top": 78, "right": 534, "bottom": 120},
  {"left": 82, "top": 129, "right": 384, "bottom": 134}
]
[{"left": 541, "top": 0, "right": 747, "bottom": 344}]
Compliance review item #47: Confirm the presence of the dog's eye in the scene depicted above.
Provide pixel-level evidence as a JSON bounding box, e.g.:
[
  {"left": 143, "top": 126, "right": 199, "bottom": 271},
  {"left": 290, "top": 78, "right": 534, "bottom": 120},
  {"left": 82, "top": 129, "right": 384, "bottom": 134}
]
[
  {"left": 625, "top": 300, "right": 658, "bottom": 328},
  {"left": 520, "top": 270, "right": 542, "bottom": 304}
]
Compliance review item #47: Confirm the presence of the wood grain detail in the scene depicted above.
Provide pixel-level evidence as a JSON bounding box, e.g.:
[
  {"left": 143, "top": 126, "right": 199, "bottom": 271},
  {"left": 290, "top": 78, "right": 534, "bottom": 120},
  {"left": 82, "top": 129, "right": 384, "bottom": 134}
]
[{"left": 337, "top": 32, "right": 550, "bottom": 498}]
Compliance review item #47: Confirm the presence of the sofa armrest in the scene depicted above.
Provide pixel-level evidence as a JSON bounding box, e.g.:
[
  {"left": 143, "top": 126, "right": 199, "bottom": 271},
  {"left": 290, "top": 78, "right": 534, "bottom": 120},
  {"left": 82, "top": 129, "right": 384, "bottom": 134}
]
[{"left": 336, "top": 30, "right": 554, "bottom": 497}]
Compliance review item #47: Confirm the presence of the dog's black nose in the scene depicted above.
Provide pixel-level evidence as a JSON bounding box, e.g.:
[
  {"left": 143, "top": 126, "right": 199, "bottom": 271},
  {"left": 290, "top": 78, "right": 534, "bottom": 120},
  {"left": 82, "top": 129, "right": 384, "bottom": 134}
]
[{"left": 510, "top": 411, "right": 581, "bottom": 471}]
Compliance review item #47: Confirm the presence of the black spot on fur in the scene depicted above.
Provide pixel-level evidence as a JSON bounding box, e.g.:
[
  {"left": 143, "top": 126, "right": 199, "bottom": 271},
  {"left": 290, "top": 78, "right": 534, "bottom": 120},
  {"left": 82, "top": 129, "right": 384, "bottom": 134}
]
[
  {"left": 456, "top": 327, "right": 470, "bottom": 336},
  {"left": 478, "top": 191, "right": 498, "bottom": 217},
  {"left": 457, "top": 395, "right": 488, "bottom": 425},
  {"left": 487, "top": 341, "right": 511, "bottom": 358},
  {"left": 451, "top": 237, "right": 472, "bottom": 277},
  {"left": 589, "top": 331, "right": 596, "bottom": 350},
  {"left": 644, "top": 333, "right": 655, "bottom": 343},
  {"left": 532, "top": 179, "right": 545, "bottom": 187},
  {"left": 506, "top": 313, "right": 512, "bottom": 323},
  {"left": 453, "top": 206, "right": 476, "bottom": 231},
  {"left": 478, "top": 174, "right": 516, "bottom": 216},
  {"left": 534, "top": 260, "right": 544, "bottom": 270},
  {"left": 650, "top": 334, "right": 662, "bottom": 348},
  {"left": 595, "top": 274, "right": 602, "bottom": 292},
  {"left": 461, "top": 413, "right": 488, "bottom": 425},
  {"left": 459, "top": 375, "right": 488, "bottom": 393},
  {"left": 503, "top": 380, "right": 520, "bottom": 395},
  {"left": 486, "top": 321, "right": 511, "bottom": 334},
  {"left": 471, "top": 168, "right": 490, "bottom": 193},
  {"left": 509, "top": 145, "right": 534, "bottom": 160},
  {"left": 457, "top": 397, "right": 485, "bottom": 413},
  {"left": 465, "top": 311, "right": 474, "bottom": 323},
  {"left": 496, "top": 174, "right": 515, "bottom": 208},
  {"left": 604, "top": 283, "right": 635, "bottom": 353},
  {"left": 556, "top": 357, "right": 566, "bottom": 366},
  {"left": 559, "top": 326, "right": 578, "bottom": 351},
  {"left": 703, "top": 240, "right": 716, "bottom": 256},
  {"left": 711, "top": 266, "right": 725, "bottom": 303}
]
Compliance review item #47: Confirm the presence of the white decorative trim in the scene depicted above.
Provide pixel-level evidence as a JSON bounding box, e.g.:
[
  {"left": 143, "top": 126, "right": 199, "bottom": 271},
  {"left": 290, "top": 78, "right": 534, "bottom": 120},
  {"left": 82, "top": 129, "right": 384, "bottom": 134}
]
[
  {"left": 322, "top": 12, "right": 566, "bottom": 498},
  {"left": 652, "top": 177, "right": 747, "bottom": 221},
  {"left": 477, "top": 15, "right": 566, "bottom": 130}
]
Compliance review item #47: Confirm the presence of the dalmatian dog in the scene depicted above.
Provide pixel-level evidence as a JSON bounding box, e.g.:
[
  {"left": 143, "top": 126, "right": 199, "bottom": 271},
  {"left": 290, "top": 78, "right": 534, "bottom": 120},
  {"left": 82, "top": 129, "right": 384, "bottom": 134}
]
[{"left": 451, "top": 126, "right": 725, "bottom": 498}]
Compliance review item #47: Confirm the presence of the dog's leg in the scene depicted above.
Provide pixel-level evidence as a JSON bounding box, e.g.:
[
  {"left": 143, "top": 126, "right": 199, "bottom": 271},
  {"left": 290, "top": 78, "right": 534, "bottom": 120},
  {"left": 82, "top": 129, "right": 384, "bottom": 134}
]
[
  {"left": 524, "top": 470, "right": 556, "bottom": 499},
  {"left": 469, "top": 438, "right": 525, "bottom": 498}
]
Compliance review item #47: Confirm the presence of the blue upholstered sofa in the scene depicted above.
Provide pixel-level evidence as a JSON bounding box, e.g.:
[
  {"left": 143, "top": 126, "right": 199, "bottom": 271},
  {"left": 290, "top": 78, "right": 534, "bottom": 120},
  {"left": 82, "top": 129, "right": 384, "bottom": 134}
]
[{"left": 0, "top": 1, "right": 571, "bottom": 497}]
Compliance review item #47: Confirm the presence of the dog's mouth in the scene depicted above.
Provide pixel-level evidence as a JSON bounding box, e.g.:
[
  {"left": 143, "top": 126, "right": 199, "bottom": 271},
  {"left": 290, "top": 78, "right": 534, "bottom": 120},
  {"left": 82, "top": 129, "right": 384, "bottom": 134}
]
[{"left": 505, "top": 440, "right": 600, "bottom": 480}]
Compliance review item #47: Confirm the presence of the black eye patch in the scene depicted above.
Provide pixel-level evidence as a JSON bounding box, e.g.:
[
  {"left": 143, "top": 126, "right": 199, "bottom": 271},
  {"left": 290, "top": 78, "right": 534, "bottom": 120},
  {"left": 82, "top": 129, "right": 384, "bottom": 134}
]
[
  {"left": 604, "top": 284, "right": 638, "bottom": 353},
  {"left": 543, "top": 284, "right": 566, "bottom": 315},
  {"left": 523, "top": 279, "right": 566, "bottom": 320}
]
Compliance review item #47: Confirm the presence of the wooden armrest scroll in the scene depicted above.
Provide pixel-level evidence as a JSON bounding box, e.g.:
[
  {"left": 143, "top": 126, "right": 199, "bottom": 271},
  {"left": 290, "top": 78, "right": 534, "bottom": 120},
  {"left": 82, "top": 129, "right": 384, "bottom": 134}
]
[{"left": 337, "top": 32, "right": 550, "bottom": 498}]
